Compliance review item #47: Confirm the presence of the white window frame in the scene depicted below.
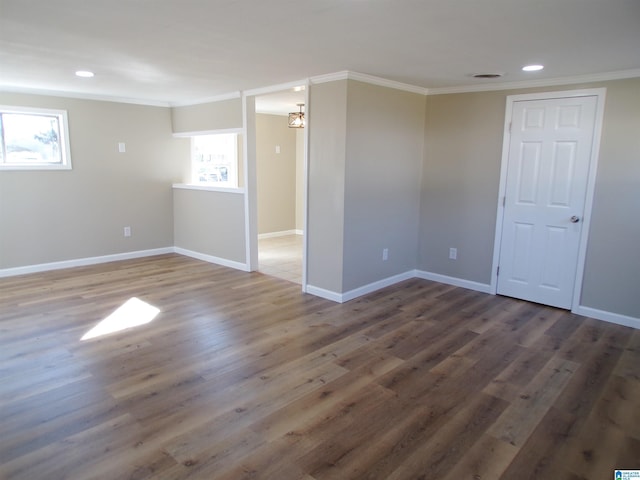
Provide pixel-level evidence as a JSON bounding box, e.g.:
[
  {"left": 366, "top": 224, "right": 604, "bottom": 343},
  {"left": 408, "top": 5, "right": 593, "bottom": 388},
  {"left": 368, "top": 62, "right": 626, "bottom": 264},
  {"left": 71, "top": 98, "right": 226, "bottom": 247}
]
[
  {"left": 190, "top": 130, "right": 240, "bottom": 188},
  {"left": 0, "top": 105, "right": 72, "bottom": 171}
]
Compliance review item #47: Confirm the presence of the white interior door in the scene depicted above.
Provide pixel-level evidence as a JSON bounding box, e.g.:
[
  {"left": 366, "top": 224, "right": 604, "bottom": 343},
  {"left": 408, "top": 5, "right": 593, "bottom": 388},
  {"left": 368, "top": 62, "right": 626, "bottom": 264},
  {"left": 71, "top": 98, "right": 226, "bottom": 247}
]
[{"left": 497, "top": 95, "right": 598, "bottom": 309}]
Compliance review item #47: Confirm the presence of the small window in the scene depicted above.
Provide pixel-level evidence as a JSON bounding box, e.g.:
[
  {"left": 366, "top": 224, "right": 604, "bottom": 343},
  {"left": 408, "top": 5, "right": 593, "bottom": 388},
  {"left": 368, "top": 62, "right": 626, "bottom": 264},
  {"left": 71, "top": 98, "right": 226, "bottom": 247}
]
[
  {"left": 192, "top": 133, "right": 238, "bottom": 187},
  {"left": 0, "top": 106, "right": 72, "bottom": 170}
]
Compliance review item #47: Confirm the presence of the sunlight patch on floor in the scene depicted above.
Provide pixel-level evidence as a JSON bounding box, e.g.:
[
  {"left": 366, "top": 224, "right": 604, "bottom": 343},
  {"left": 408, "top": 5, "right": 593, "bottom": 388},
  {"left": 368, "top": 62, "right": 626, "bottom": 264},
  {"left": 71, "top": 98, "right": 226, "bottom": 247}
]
[{"left": 81, "top": 297, "right": 160, "bottom": 341}]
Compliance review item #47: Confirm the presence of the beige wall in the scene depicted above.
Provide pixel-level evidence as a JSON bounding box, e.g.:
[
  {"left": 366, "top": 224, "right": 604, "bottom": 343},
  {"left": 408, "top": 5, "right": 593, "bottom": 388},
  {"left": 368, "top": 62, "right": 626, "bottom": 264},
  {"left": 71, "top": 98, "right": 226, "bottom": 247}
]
[
  {"left": 0, "top": 93, "right": 189, "bottom": 269},
  {"left": 419, "top": 90, "right": 504, "bottom": 283},
  {"left": 307, "top": 80, "right": 425, "bottom": 294},
  {"left": 580, "top": 78, "right": 640, "bottom": 317},
  {"left": 255, "top": 113, "right": 297, "bottom": 234},
  {"left": 307, "top": 80, "right": 348, "bottom": 292},
  {"left": 3, "top": 77, "right": 637, "bottom": 319},
  {"left": 171, "top": 97, "right": 242, "bottom": 134},
  {"left": 342, "top": 81, "right": 425, "bottom": 291},
  {"left": 173, "top": 188, "right": 246, "bottom": 263},
  {"left": 419, "top": 77, "right": 640, "bottom": 318}
]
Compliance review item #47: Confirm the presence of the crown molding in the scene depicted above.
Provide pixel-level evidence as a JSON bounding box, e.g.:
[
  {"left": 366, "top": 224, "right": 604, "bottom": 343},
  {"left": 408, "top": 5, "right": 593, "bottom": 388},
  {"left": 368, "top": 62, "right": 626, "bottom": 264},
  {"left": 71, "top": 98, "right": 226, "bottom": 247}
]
[
  {"left": 345, "top": 72, "right": 429, "bottom": 95},
  {"left": 310, "top": 71, "right": 429, "bottom": 96},
  {"left": 0, "top": 85, "right": 171, "bottom": 107},
  {"left": 242, "top": 79, "right": 308, "bottom": 98},
  {"left": 309, "top": 71, "right": 351, "bottom": 84},
  {"left": 3, "top": 69, "right": 637, "bottom": 109},
  {"left": 169, "top": 91, "right": 241, "bottom": 107},
  {"left": 427, "top": 69, "right": 640, "bottom": 95}
]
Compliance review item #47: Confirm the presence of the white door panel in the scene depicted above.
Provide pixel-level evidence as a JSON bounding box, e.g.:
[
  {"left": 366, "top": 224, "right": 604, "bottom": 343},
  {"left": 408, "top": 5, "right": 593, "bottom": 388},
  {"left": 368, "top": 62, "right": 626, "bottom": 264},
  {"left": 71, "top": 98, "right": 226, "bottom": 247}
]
[{"left": 498, "top": 96, "right": 598, "bottom": 309}]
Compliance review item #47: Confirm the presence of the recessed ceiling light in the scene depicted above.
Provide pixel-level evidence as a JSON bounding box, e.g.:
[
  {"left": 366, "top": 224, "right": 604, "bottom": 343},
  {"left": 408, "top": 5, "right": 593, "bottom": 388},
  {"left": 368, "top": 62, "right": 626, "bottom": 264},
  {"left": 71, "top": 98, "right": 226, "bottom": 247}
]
[
  {"left": 293, "top": 85, "right": 305, "bottom": 92},
  {"left": 522, "top": 64, "right": 544, "bottom": 72},
  {"left": 75, "top": 70, "right": 95, "bottom": 78}
]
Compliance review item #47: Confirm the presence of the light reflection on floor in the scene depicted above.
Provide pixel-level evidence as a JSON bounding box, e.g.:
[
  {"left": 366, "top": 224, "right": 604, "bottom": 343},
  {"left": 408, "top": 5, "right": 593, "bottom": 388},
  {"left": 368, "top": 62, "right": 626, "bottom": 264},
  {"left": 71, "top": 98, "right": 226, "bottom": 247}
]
[{"left": 81, "top": 297, "right": 160, "bottom": 340}]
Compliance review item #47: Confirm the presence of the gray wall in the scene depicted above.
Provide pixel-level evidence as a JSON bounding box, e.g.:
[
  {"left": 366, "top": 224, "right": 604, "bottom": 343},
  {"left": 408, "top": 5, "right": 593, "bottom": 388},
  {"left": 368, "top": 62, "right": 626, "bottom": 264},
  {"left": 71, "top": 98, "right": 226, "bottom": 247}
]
[
  {"left": 307, "top": 80, "right": 425, "bottom": 294},
  {"left": 307, "top": 80, "right": 348, "bottom": 293},
  {"left": 342, "top": 81, "right": 425, "bottom": 290},
  {"left": 0, "top": 92, "right": 189, "bottom": 269},
  {"left": 256, "top": 113, "right": 297, "bottom": 234},
  {"left": 419, "top": 77, "right": 640, "bottom": 318},
  {"left": 580, "top": 78, "right": 640, "bottom": 317},
  {"left": 419, "top": 90, "right": 504, "bottom": 283},
  {"left": 173, "top": 188, "right": 246, "bottom": 263},
  {"left": 2, "top": 77, "right": 638, "bottom": 319},
  {"left": 171, "top": 98, "right": 243, "bottom": 133}
]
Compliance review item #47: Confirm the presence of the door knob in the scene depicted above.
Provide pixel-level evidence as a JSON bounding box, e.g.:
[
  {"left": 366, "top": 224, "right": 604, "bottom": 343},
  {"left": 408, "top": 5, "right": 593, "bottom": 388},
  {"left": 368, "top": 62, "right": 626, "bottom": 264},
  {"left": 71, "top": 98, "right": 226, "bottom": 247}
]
[{"left": 570, "top": 215, "right": 580, "bottom": 223}]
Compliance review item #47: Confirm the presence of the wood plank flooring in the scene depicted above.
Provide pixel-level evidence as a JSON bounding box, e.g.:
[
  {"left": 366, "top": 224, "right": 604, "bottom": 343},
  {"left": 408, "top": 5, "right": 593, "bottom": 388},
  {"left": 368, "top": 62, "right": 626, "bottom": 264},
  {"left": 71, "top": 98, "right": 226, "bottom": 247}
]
[{"left": 0, "top": 253, "right": 638, "bottom": 479}]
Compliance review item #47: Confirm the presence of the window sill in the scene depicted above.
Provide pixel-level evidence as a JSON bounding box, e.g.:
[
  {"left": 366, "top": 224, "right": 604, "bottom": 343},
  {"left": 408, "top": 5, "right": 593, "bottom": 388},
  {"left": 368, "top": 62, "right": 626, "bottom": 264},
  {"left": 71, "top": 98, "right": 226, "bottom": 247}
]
[
  {"left": 0, "top": 164, "right": 72, "bottom": 171},
  {"left": 172, "top": 183, "right": 245, "bottom": 194}
]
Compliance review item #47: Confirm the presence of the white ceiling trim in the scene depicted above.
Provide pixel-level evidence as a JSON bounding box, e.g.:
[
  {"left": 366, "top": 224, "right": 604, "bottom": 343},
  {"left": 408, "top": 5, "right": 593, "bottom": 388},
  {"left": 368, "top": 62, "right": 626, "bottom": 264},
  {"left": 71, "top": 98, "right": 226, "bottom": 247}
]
[
  {"left": 309, "top": 71, "right": 428, "bottom": 96},
  {"left": 427, "top": 68, "right": 640, "bottom": 95},
  {"left": 0, "top": 85, "right": 171, "bottom": 107},
  {"left": 170, "top": 91, "right": 241, "bottom": 108},
  {"left": 2, "top": 69, "right": 638, "bottom": 108},
  {"left": 243, "top": 79, "right": 308, "bottom": 98},
  {"left": 345, "top": 72, "right": 429, "bottom": 96},
  {"left": 309, "top": 71, "right": 350, "bottom": 84}
]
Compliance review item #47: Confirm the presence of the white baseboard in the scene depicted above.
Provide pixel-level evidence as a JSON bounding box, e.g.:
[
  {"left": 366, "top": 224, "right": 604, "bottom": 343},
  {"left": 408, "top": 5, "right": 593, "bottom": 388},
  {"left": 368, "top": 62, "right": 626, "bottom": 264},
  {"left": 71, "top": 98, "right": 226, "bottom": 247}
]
[
  {"left": 173, "top": 247, "right": 250, "bottom": 272},
  {"left": 0, "top": 247, "right": 174, "bottom": 278},
  {"left": 3, "top": 251, "right": 636, "bottom": 331},
  {"left": 341, "top": 270, "right": 417, "bottom": 303},
  {"left": 307, "top": 270, "right": 416, "bottom": 303},
  {"left": 305, "top": 285, "right": 344, "bottom": 303},
  {"left": 415, "top": 270, "right": 493, "bottom": 294},
  {"left": 573, "top": 305, "right": 640, "bottom": 330},
  {"left": 258, "top": 229, "right": 303, "bottom": 239}
]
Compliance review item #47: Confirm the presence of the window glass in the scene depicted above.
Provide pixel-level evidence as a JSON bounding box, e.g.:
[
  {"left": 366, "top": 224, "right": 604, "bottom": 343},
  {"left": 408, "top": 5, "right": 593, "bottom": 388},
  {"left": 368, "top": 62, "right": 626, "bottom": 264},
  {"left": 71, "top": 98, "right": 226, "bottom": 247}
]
[
  {"left": 0, "top": 107, "right": 71, "bottom": 170},
  {"left": 192, "top": 133, "right": 238, "bottom": 187}
]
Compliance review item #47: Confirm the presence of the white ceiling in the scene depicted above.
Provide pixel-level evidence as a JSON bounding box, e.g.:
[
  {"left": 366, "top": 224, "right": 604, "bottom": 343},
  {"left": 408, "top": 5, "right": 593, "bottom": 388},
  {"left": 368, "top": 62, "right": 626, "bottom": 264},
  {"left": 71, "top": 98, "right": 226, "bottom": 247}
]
[{"left": 1, "top": 0, "right": 639, "bottom": 107}]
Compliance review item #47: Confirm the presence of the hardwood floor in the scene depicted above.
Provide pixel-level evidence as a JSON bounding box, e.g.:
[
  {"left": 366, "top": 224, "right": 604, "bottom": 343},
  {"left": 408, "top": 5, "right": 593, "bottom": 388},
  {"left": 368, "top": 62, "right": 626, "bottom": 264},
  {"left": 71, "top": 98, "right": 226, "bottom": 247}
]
[{"left": 1, "top": 254, "right": 638, "bottom": 479}]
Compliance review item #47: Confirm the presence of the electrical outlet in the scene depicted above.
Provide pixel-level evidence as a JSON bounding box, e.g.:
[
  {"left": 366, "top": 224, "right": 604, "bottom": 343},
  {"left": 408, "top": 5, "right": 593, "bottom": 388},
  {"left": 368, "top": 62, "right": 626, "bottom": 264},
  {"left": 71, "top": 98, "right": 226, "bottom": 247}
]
[
  {"left": 124, "top": 226, "right": 131, "bottom": 237},
  {"left": 449, "top": 247, "right": 457, "bottom": 260},
  {"left": 382, "top": 248, "right": 389, "bottom": 261}
]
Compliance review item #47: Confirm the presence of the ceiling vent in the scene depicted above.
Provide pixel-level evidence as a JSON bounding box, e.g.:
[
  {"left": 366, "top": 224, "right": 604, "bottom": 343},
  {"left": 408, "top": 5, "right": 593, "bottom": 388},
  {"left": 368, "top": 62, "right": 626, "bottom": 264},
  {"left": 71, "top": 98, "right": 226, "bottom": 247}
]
[{"left": 472, "top": 73, "right": 504, "bottom": 79}]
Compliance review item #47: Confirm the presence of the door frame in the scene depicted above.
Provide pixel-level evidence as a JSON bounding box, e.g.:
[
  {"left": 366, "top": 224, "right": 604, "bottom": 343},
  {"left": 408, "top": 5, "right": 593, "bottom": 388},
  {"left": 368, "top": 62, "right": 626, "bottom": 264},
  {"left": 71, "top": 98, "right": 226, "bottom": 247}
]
[
  {"left": 490, "top": 88, "right": 607, "bottom": 312},
  {"left": 241, "top": 79, "right": 310, "bottom": 291}
]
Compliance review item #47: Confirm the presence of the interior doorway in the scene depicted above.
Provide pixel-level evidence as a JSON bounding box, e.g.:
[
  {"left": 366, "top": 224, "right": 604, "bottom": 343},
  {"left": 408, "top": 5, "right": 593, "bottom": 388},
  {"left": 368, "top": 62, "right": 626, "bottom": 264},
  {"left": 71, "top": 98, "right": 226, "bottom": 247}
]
[
  {"left": 253, "top": 88, "right": 307, "bottom": 284},
  {"left": 493, "top": 89, "right": 606, "bottom": 310}
]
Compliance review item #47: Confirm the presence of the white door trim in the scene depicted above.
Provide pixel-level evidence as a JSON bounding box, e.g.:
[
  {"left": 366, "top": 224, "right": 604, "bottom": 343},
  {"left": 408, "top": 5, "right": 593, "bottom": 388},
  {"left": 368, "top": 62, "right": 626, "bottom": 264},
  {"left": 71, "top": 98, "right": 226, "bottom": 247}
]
[
  {"left": 242, "top": 81, "right": 311, "bottom": 291},
  {"left": 490, "top": 88, "right": 607, "bottom": 312},
  {"left": 241, "top": 94, "right": 258, "bottom": 272},
  {"left": 301, "top": 80, "right": 310, "bottom": 292}
]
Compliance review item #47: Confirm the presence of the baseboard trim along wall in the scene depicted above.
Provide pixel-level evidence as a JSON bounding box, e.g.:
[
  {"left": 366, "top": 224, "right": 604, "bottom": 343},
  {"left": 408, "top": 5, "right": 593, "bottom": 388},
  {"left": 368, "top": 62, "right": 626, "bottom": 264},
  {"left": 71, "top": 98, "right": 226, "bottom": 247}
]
[
  {"left": 414, "top": 270, "right": 493, "bottom": 294},
  {"left": 173, "top": 247, "right": 250, "bottom": 272},
  {"left": 307, "top": 270, "right": 491, "bottom": 304},
  {"left": 0, "top": 247, "right": 174, "bottom": 278},
  {"left": 2, "top": 252, "right": 637, "bottom": 330},
  {"left": 307, "top": 271, "right": 415, "bottom": 303},
  {"left": 341, "top": 271, "right": 417, "bottom": 303},
  {"left": 0, "top": 245, "right": 250, "bottom": 278},
  {"left": 304, "top": 285, "right": 344, "bottom": 303},
  {"left": 573, "top": 305, "right": 640, "bottom": 330}
]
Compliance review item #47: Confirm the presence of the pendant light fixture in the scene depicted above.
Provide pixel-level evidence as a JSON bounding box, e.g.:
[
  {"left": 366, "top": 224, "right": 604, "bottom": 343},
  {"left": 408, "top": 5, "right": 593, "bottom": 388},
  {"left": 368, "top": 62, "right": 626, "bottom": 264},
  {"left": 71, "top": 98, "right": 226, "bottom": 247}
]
[{"left": 288, "top": 103, "right": 305, "bottom": 128}]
